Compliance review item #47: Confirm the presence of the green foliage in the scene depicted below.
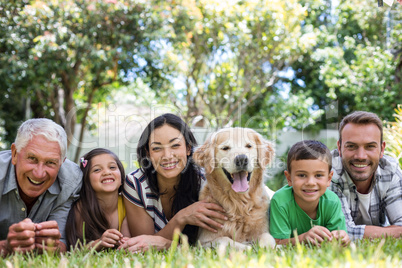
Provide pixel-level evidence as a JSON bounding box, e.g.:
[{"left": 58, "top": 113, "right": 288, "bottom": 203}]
[
  {"left": 1, "top": 0, "right": 402, "bottom": 152},
  {"left": 0, "top": 118, "right": 7, "bottom": 150},
  {"left": 0, "top": 90, "right": 25, "bottom": 148},
  {"left": 0, "top": 1, "right": 29, "bottom": 147},
  {"left": 384, "top": 105, "right": 402, "bottom": 167},
  {"left": 239, "top": 91, "right": 324, "bottom": 139},
  {"left": 290, "top": 0, "right": 402, "bottom": 127},
  {"left": 150, "top": 0, "right": 322, "bottom": 129},
  {"left": 2, "top": 237, "right": 402, "bottom": 267},
  {"left": 0, "top": 0, "right": 165, "bottom": 149}
]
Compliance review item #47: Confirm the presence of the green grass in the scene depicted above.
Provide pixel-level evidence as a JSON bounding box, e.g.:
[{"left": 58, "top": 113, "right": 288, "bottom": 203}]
[{"left": 2, "top": 237, "right": 402, "bottom": 267}]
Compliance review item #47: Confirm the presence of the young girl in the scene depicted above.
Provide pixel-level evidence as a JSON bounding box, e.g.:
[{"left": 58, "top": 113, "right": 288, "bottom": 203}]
[
  {"left": 119, "top": 113, "right": 226, "bottom": 252},
  {"left": 66, "top": 148, "right": 130, "bottom": 250}
]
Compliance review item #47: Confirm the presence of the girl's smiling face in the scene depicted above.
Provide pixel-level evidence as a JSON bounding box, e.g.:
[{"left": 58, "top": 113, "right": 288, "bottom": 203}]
[
  {"left": 148, "top": 124, "right": 190, "bottom": 183},
  {"left": 89, "top": 153, "right": 122, "bottom": 194}
]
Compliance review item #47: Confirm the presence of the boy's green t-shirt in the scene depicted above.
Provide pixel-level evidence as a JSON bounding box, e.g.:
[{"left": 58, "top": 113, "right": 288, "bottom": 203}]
[{"left": 269, "top": 185, "right": 347, "bottom": 239}]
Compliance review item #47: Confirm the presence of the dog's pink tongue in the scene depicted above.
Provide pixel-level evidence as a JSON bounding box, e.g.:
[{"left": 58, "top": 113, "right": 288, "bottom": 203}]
[{"left": 231, "top": 171, "right": 249, "bottom": 192}]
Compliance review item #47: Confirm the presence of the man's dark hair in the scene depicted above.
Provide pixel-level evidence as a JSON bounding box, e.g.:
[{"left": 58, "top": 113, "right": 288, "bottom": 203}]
[{"left": 339, "top": 111, "right": 383, "bottom": 144}]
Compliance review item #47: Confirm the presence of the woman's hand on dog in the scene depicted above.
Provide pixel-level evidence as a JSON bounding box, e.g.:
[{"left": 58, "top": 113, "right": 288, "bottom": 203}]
[{"left": 176, "top": 200, "right": 227, "bottom": 232}]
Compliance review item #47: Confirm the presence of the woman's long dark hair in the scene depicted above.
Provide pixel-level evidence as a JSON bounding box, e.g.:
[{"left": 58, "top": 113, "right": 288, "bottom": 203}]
[
  {"left": 137, "top": 113, "right": 202, "bottom": 244},
  {"left": 66, "top": 148, "right": 125, "bottom": 249}
]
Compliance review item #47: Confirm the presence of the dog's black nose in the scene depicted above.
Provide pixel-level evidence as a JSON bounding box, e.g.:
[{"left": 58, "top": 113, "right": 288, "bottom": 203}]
[{"left": 235, "top": 154, "right": 248, "bottom": 169}]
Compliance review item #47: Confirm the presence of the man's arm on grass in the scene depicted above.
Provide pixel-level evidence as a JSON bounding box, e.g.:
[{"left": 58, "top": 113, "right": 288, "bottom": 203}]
[
  {"left": 363, "top": 225, "right": 402, "bottom": 239},
  {"left": 364, "top": 165, "right": 402, "bottom": 239},
  {"left": 330, "top": 182, "right": 365, "bottom": 240}
]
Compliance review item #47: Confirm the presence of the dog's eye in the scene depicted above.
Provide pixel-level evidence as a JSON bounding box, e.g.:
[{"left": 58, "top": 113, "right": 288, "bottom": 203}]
[
  {"left": 221, "top": 146, "right": 230, "bottom": 151},
  {"left": 245, "top": 144, "right": 252, "bottom": 148}
]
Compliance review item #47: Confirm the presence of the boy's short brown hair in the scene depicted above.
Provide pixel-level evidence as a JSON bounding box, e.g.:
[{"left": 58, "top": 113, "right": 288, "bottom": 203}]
[{"left": 287, "top": 140, "right": 332, "bottom": 173}]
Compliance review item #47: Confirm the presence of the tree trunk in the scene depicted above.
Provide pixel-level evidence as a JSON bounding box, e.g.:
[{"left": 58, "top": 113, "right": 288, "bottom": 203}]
[{"left": 73, "top": 88, "right": 98, "bottom": 162}]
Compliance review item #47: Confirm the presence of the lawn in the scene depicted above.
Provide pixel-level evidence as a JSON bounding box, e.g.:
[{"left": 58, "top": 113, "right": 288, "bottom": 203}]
[{"left": 2, "top": 237, "right": 402, "bottom": 267}]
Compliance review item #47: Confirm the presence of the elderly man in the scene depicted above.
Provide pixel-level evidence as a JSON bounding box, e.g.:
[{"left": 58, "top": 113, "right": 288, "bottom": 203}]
[
  {"left": 0, "top": 118, "right": 82, "bottom": 255},
  {"left": 330, "top": 111, "right": 402, "bottom": 240}
]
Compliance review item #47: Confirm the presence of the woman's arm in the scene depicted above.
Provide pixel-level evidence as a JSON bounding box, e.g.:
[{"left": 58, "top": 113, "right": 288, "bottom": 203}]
[
  {"left": 124, "top": 196, "right": 226, "bottom": 240},
  {"left": 123, "top": 196, "right": 155, "bottom": 237},
  {"left": 121, "top": 196, "right": 171, "bottom": 252},
  {"left": 155, "top": 200, "right": 227, "bottom": 240},
  {"left": 120, "top": 217, "right": 131, "bottom": 238},
  {"left": 120, "top": 200, "right": 226, "bottom": 253}
]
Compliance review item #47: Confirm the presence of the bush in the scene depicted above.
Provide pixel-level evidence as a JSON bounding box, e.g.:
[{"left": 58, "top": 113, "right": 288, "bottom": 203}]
[
  {"left": 384, "top": 105, "right": 402, "bottom": 167},
  {"left": 0, "top": 118, "right": 7, "bottom": 150}
]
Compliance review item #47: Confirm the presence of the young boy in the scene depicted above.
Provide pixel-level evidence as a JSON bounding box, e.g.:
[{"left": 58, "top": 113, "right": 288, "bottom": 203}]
[{"left": 269, "top": 140, "right": 350, "bottom": 246}]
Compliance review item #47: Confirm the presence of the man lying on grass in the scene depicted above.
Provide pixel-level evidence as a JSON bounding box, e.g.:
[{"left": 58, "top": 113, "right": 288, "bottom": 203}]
[
  {"left": 0, "top": 119, "right": 82, "bottom": 256},
  {"left": 270, "top": 140, "right": 350, "bottom": 246},
  {"left": 330, "top": 111, "right": 402, "bottom": 240}
]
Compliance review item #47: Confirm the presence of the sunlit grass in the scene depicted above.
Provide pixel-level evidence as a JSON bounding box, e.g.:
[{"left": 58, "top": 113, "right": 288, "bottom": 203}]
[{"left": 2, "top": 237, "right": 402, "bottom": 267}]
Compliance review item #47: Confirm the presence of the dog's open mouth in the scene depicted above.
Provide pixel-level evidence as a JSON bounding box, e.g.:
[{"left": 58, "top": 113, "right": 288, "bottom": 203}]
[{"left": 223, "top": 168, "right": 251, "bottom": 193}]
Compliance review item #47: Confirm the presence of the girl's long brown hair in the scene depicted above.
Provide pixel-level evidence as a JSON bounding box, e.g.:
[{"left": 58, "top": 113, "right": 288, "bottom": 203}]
[{"left": 66, "top": 148, "right": 125, "bottom": 249}]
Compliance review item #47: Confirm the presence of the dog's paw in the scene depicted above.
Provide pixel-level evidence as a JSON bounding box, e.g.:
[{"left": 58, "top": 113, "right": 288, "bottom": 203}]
[
  {"left": 202, "top": 237, "right": 252, "bottom": 251},
  {"left": 258, "top": 232, "right": 276, "bottom": 249}
]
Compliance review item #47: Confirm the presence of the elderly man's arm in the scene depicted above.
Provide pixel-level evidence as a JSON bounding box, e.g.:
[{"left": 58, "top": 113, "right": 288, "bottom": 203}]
[
  {"left": 34, "top": 220, "right": 67, "bottom": 253},
  {"left": 0, "top": 240, "right": 9, "bottom": 257},
  {"left": 36, "top": 203, "right": 72, "bottom": 253},
  {"left": 0, "top": 218, "right": 36, "bottom": 256},
  {"left": 43, "top": 191, "right": 80, "bottom": 251},
  {"left": 38, "top": 169, "right": 82, "bottom": 252}
]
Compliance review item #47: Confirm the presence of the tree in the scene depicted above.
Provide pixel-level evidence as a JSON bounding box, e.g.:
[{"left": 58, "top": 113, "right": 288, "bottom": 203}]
[
  {"left": 289, "top": 0, "right": 402, "bottom": 126},
  {"left": 384, "top": 105, "right": 402, "bottom": 167},
  {"left": 146, "top": 0, "right": 322, "bottom": 129},
  {"left": 0, "top": 0, "right": 165, "bottom": 160},
  {"left": 0, "top": 1, "right": 30, "bottom": 146}
]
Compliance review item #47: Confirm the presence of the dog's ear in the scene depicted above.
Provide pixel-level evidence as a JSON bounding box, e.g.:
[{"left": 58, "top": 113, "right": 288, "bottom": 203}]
[
  {"left": 193, "top": 136, "right": 215, "bottom": 175},
  {"left": 254, "top": 133, "right": 275, "bottom": 168}
]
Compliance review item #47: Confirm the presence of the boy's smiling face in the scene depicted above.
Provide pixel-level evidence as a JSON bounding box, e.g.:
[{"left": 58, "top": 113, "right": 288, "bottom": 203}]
[{"left": 285, "top": 159, "right": 333, "bottom": 213}]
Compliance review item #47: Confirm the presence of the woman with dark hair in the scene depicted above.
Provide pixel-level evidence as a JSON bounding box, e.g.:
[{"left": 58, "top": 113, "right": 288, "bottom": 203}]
[
  {"left": 119, "top": 113, "right": 226, "bottom": 252},
  {"left": 66, "top": 148, "right": 130, "bottom": 250}
]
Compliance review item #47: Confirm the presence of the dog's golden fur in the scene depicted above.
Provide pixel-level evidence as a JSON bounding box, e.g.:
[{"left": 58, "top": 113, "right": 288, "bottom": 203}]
[{"left": 193, "top": 128, "right": 275, "bottom": 249}]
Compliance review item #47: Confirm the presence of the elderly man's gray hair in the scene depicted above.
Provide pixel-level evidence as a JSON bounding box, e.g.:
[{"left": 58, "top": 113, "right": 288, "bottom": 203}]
[{"left": 14, "top": 118, "right": 67, "bottom": 159}]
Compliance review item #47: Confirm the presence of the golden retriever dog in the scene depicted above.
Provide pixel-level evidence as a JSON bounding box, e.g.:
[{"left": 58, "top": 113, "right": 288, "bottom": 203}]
[{"left": 193, "top": 127, "right": 275, "bottom": 250}]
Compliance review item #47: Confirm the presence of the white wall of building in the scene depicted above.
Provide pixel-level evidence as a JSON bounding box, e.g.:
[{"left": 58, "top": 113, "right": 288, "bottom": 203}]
[{"left": 67, "top": 109, "right": 339, "bottom": 174}]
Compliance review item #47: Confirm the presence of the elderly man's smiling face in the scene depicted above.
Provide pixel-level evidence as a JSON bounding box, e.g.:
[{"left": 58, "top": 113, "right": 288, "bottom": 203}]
[{"left": 11, "top": 135, "right": 63, "bottom": 204}]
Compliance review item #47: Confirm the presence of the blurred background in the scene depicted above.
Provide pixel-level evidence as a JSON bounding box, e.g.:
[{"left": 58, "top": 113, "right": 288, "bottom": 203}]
[{"left": 1, "top": 0, "right": 401, "bottom": 189}]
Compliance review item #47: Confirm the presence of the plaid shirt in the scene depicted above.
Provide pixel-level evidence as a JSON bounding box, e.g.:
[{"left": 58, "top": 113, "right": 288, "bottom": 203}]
[{"left": 330, "top": 149, "right": 402, "bottom": 240}]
